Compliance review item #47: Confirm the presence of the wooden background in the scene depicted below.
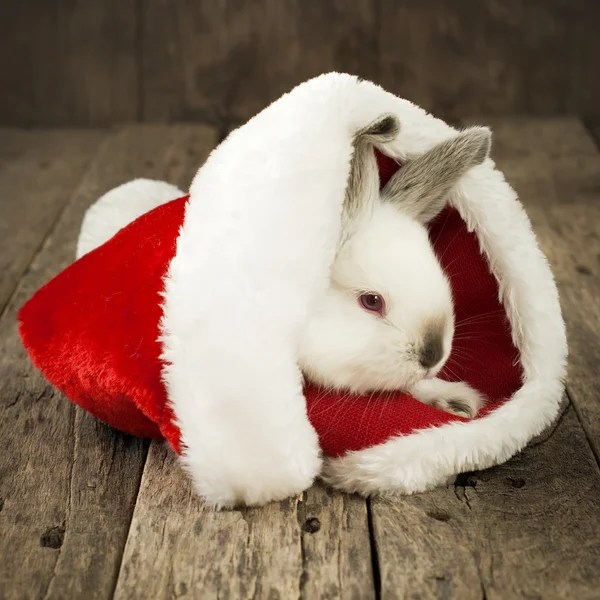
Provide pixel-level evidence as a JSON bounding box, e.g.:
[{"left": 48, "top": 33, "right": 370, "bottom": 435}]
[{"left": 1, "top": 0, "right": 599, "bottom": 131}]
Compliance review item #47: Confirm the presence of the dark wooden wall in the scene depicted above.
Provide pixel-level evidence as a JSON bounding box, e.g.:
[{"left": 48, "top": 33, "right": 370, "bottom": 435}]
[{"left": 1, "top": 0, "right": 598, "bottom": 129}]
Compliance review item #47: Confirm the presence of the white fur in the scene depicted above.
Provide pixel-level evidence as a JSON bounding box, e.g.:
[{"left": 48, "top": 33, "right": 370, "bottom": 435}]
[
  {"left": 79, "top": 73, "right": 567, "bottom": 505},
  {"left": 76, "top": 179, "right": 184, "bottom": 258},
  {"left": 162, "top": 74, "right": 565, "bottom": 504}
]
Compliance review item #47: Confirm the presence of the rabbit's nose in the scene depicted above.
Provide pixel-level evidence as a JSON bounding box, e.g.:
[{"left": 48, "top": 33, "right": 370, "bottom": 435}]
[{"left": 419, "top": 336, "right": 444, "bottom": 369}]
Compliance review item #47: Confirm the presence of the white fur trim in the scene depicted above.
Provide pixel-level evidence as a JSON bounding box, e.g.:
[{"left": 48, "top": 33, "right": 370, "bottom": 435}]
[
  {"left": 78, "top": 74, "right": 567, "bottom": 503},
  {"left": 77, "top": 179, "right": 184, "bottom": 258},
  {"left": 323, "top": 97, "right": 567, "bottom": 496},
  {"left": 160, "top": 74, "right": 426, "bottom": 507}
]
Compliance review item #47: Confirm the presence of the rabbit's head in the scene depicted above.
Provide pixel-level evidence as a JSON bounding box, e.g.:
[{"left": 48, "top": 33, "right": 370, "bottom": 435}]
[{"left": 298, "top": 117, "right": 491, "bottom": 394}]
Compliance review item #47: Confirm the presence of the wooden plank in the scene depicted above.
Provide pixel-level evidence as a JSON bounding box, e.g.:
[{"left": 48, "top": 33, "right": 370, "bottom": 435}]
[
  {"left": 567, "top": 3, "right": 600, "bottom": 127},
  {"left": 0, "top": 1, "right": 137, "bottom": 126},
  {"left": 140, "top": 0, "right": 378, "bottom": 127},
  {"left": 114, "top": 121, "right": 375, "bottom": 600},
  {"left": 299, "top": 485, "right": 375, "bottom": 599},
  {"left": 378, "top": 0, "right": 590, "bottom": 121},
  {"left": 0, "top": 124, "right": 216, "bottom": 600},
  {"left": 372, "top": 408, "right": 600, "bottom": 599},
  {"left": 0, "top": 129, "right": 105, "bottom": 316},
  {"left": 113, "top": 444, "right": 304, "bottom": 600},
  {"left": 484, "top": 117, "right": 600, "bottom": 464},
  {"left": 114, "top": 444, "right": 375, "bottom": 599}
]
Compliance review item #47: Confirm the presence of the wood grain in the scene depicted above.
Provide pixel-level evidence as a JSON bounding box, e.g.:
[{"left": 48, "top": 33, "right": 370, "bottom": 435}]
[
  {"left": 0, "top": 124, "right": 216, "bottom": 599},
  {"left": 591, "top": 127, "right": 600, "bottom": 151},
  {"left": 0, "top": 0, "right": 137, "bottom": 126},
  {"left": 138, "top": 0, "right": 379, "bottom": 127},
  {"left": 379, "top": 0, "right": 589, "bottom": 120},
  {"left": 566, "top": 3, "right": 600, "bottom": 125},
  {"left": 484, "top": 117, "right": 600, "bottom": 464},
  {"left": 299, "top": 484, "right": 375, "bottom": 599},
  {"left": 2, "top": 119, "right": 600, "bottom": 598},
  {"left": 114, "top": 443, "right": 375, "bottom": 600},
  {"left": 113, "top": 443, "right": 304, "bottom": 600},
  {"left": 372, "top": 408, "right": 600, "bottom": 599},
  {"left": 3, "top": 1, "right": 600, "bottom": 128},
  {"left": 0, "top": 129, "right": 105, "bottom": 316}
]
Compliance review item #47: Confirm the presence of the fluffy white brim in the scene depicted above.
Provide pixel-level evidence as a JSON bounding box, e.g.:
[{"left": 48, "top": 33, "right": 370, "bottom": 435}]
[{"left": 160, "top": 73, "right": 567, "bottom": 504}]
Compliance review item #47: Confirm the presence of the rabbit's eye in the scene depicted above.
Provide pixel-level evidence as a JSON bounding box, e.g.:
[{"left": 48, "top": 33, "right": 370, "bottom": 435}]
[{"left": 359, "top": 293, "right": 386, "bottom": 315}]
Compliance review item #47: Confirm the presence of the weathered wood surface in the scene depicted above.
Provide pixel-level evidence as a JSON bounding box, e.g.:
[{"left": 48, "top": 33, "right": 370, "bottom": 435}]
[
  {"left": 379, "top": 0, "right": 598, "bottom": 122},
  {"left": 2, "top": 1, "right": 600, "bottom": 128},
  {"left": 2, "top": 119, "right": 600, "bottom": 599},
  {"left": 0, "top": 124, "right": 216, "bottom": 600},
  {"left": 372, "top": 408, "right": 600, "bottom": 599},
  {"left": 0, "top": 129, "right": 105, "bottom": 315},
  {"left": 0, "top": 1, "right": 138, "bottom": 126},
  {"left": 114, "top": 443, "right": 375, "bottom": 600},
  {"left": 299, "top": 485, "right": 375, "bottom": 600}
]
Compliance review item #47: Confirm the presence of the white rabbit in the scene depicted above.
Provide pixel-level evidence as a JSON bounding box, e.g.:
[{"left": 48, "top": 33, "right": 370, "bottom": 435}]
[{"left": 298, "top": 115, "right": 490, "bottom": 418}]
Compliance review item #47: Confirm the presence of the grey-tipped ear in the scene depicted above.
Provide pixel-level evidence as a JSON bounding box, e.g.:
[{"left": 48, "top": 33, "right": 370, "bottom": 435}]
[
  {"left": 357, "top": 114, "right": 401, "bottom": 144},
  {"left": 467, "top": 126, "right": 492, "bottom": 165},
  {"left": 342, "top": 114, "right": 401, "bottom": 238},
  {"left": 381, "top": 126, "right": 492, "bottom": 223}
]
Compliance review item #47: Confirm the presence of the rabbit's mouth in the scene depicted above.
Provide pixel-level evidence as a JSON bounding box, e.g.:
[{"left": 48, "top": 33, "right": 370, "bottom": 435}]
[{"left": 422, "top": 359, "right": 447, "bottom": 380}]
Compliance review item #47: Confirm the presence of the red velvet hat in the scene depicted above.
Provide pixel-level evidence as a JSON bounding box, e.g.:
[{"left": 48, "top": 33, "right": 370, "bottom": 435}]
[{"left": 18, "top": 74, "right": 567, "bottom": 507}]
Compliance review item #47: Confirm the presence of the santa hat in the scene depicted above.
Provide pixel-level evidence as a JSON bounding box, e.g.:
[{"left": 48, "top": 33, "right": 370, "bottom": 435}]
[{"left": 18, "top": 74, "right": 567, "bottom": 508}]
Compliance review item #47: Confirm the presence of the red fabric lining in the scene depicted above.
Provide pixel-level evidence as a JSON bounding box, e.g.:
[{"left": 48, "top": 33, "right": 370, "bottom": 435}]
[{"left": 18, "top": 155, "right": 522, "bottom": 457}]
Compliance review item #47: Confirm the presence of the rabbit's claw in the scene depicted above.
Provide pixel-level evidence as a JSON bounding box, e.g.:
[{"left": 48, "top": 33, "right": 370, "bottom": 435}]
[{"left": 410, "top": 379, "right": 485, "bottom": 419}]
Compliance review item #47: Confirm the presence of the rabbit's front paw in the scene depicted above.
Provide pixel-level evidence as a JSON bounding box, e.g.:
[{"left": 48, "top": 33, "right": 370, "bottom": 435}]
[{"left": 410, "top": 378, "right": 485, "bottom": 419}]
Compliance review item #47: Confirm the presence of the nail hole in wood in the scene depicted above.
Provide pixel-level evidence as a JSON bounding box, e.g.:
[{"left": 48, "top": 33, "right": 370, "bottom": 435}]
[
  {"left": 505, "top": 477, "right": 526, "bottom": 489},
  {"left": 40, "top": 525, "right": 65, "bottom": 549},
  {"left": 303, "top": 517, "right": 321, "bottom": 534},
  {"left": 455, "top": 472, "right": 478, "bottom": 488},
  {"left": 576, "top": 265, "right": 592, "bottom": 276},
  {"left": 427, "top": 511, "right": 451, "bottom": 522}
]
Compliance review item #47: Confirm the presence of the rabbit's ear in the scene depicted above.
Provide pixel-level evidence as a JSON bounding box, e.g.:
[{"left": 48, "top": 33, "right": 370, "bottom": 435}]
[
  {"left": 342, "top": 114, "right": 400, "bottom": 238},
  {"left": 382, "top": 126, "right": 491, "bottom": 224}
]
